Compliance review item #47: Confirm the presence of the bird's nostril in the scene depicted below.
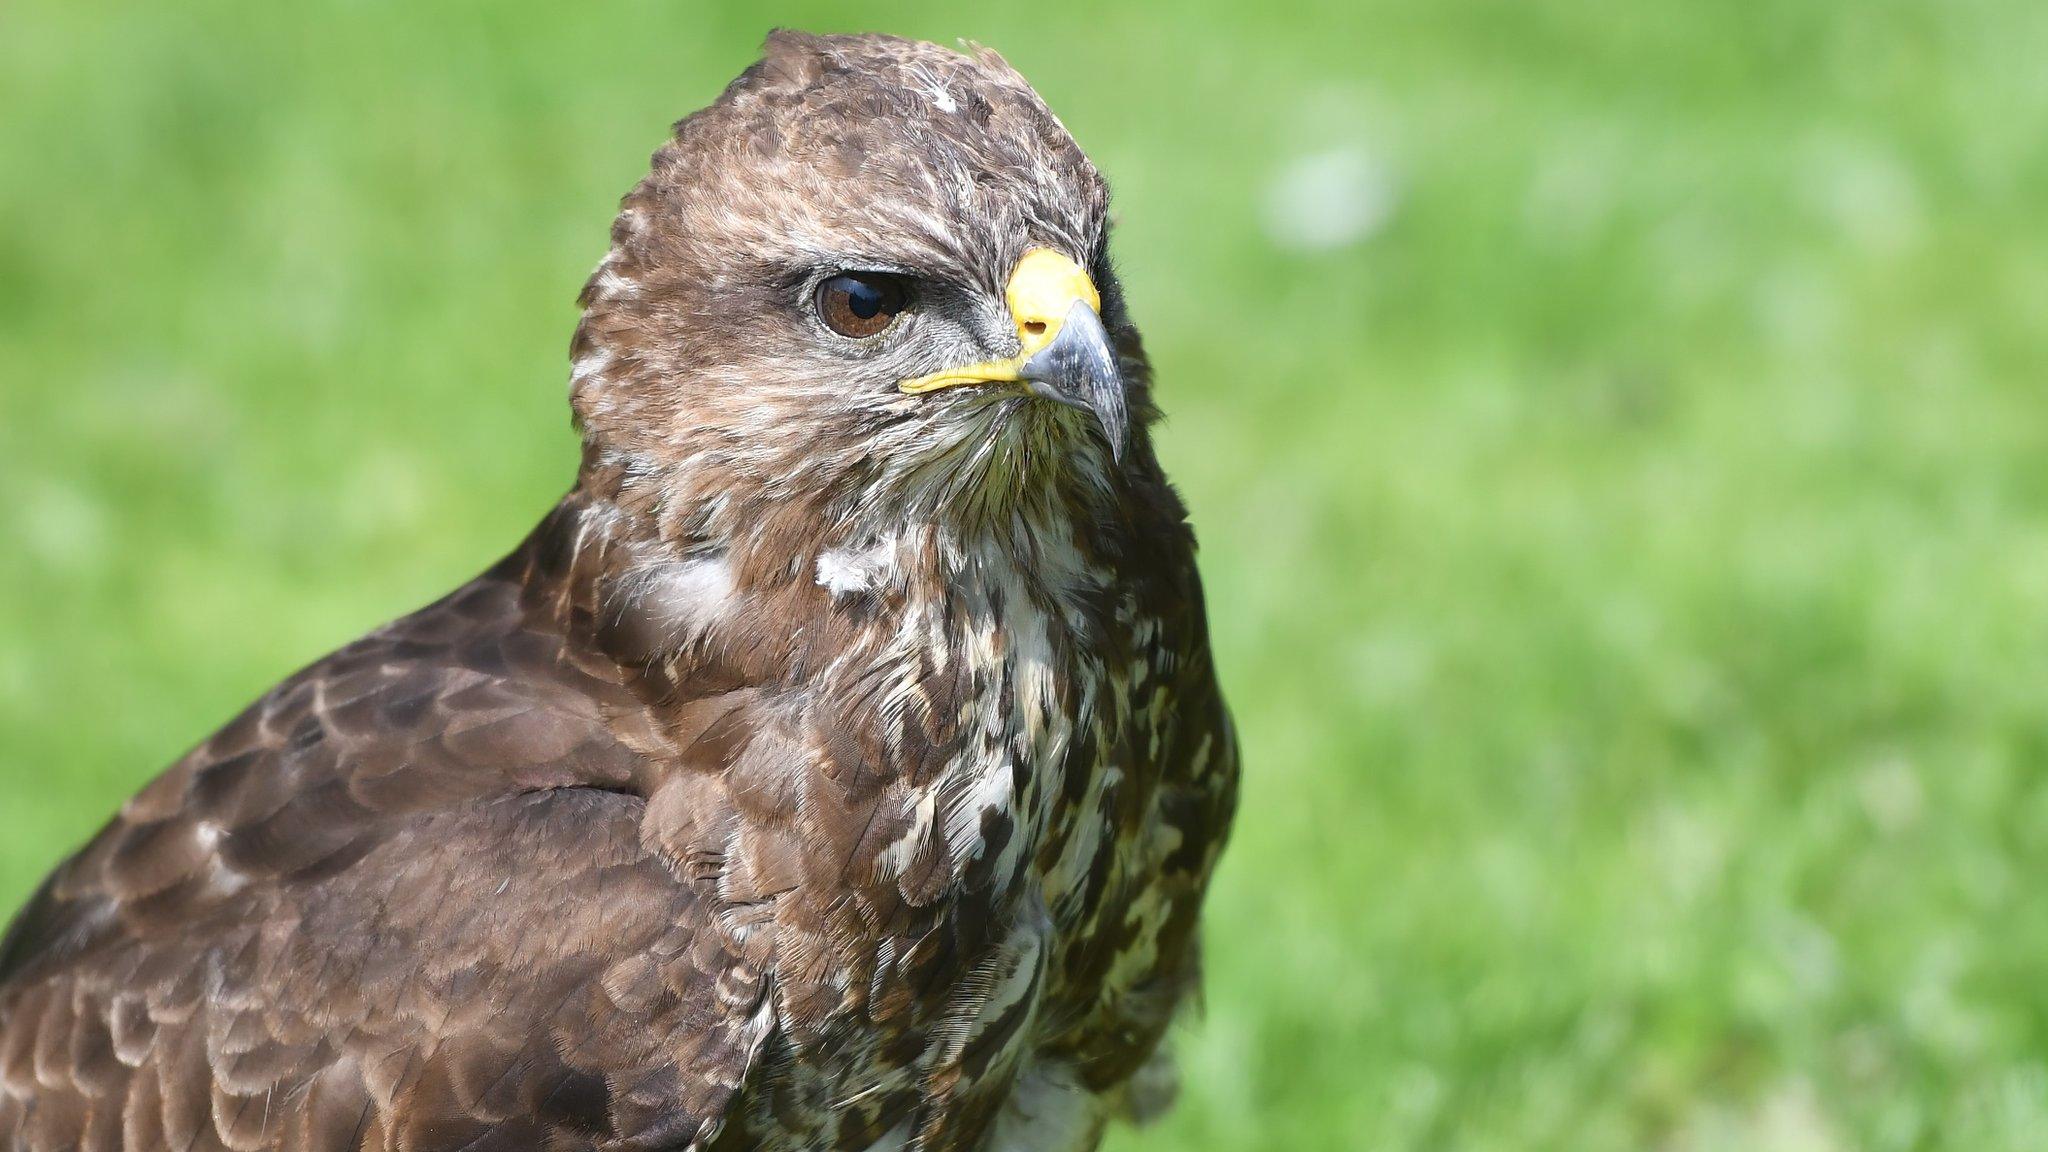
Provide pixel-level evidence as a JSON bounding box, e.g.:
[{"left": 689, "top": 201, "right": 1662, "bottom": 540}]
[{"left": 1023, "top": 321, "right": 1047, "bottom": 337}]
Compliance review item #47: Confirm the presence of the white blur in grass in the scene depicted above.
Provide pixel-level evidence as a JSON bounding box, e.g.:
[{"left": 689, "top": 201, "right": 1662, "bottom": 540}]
[{"left": 1260, "top": 145, "right": 1398, "bottom": 253}]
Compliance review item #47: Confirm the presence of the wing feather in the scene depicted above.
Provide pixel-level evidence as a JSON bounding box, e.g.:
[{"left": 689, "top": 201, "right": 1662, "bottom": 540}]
[{"left": 0, "top": 567, "right": 775, "bottom": 1151}]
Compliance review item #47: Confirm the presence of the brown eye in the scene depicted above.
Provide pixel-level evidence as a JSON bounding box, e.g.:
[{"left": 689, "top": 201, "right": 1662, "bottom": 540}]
[{"left": 816, "top": 272, "right": 909, "bottom": 338}]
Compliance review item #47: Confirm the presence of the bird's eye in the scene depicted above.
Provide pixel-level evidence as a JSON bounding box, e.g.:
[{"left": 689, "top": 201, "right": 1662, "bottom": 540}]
[{"left": 816, "top": 272, "right": 909, "bottom": 339}]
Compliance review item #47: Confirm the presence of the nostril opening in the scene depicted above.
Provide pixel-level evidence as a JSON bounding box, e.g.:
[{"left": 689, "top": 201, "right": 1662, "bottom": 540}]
[{"left": 1023, "top": 321, "right": 1047, "bottom": 337}]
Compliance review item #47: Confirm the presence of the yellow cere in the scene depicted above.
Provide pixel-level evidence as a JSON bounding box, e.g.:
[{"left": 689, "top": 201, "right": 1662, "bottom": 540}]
[{"left": 899, "top": 248, "right": 1100, "bottom": 395}]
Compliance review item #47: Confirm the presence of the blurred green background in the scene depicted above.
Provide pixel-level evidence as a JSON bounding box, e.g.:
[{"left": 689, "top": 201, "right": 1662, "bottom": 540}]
[{"left": 4, "top": 2, "right": 2048, "bottom": 1149}]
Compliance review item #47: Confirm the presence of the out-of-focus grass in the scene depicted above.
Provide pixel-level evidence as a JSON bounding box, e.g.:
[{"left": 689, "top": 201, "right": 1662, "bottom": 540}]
[{"left": 5, "top": 2, "right": 2048, "bottom": 1148}]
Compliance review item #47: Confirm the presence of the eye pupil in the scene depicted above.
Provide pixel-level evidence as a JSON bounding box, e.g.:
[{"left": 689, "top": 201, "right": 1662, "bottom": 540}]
[
  {"left": 847, "top": 282, "right": 885, "bottom": 318},
  {"left": 818, "top": 272, "right": 908, "bottom": 338}
]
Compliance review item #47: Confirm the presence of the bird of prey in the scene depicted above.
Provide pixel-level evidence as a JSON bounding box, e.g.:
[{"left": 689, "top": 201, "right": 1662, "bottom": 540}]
[{"left": 0, "top": 31, "right": 1238, "bottom": 1152}]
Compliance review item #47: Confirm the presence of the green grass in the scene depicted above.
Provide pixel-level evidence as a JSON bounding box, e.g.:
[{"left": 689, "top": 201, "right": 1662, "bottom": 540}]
[{"left": 5, "top": 2, "right": 2048, "bottom": 1148}]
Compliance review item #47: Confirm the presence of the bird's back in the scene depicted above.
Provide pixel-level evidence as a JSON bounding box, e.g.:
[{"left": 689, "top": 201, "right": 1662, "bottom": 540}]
[{"left": 0, "top": 531, "right": 772, "bottom": 1151}]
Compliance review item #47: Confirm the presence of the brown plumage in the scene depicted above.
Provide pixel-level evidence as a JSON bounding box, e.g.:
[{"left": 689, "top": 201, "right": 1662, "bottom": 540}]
[{"left": 0, "top": 31, "right": 1238, "bottom": 1152}]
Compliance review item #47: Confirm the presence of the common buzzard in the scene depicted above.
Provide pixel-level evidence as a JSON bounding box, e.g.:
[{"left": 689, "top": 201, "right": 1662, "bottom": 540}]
[{"left": 0, "top": 31, "right": 1238, "bottom": 1152}]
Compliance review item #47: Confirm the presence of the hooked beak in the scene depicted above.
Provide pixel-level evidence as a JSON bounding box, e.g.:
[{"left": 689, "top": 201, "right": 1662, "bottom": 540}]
[
  {"left": 899, "top": 248, "right": 1128, "bottom": 462},
  {"left": 1016, "top": 299, "right": 1126, "bottom": 462}
]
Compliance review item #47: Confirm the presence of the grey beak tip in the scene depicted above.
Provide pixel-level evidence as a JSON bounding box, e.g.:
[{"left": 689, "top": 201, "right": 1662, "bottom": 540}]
[{"left": 1019, "top": 300, "right": 1130, "bottom": 465}]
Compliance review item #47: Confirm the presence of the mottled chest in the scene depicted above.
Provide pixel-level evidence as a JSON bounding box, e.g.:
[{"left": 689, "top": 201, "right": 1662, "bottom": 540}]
[{"left": 710, "top": 521, "right": 1216, "bottom": 1152}]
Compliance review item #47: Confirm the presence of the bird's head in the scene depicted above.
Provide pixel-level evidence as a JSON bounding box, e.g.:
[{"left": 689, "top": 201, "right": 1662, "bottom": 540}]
[{"left": 568, "top": 31, "right": 1153, "bottom": 546}]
